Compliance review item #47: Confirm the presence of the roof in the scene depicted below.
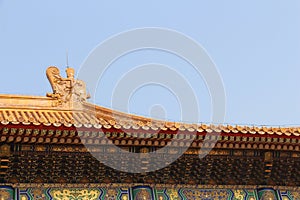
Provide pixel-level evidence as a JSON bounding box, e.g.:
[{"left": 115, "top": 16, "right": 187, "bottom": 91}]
[
  {"left": 0, "top": 92, "right": 299, "bottom": 137},
  {"left": 0, "top": 66, "right": 299, "bottom": 139},
  {"left": 1, "top": 67, "right": 300, "bottom": 188}
]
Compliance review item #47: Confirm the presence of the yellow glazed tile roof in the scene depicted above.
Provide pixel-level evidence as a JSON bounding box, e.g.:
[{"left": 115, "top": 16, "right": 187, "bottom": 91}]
[
  {"left": 0, "top": 66, "right": 298, "bottom": 138},
  {"left": 0, "top": 94, "right": 299, "bottom": 137}
]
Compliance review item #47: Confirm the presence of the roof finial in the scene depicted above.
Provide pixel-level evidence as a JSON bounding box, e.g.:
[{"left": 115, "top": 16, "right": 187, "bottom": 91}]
[{"left": 46, "top": 66, "right": 90, "bottom": 106}]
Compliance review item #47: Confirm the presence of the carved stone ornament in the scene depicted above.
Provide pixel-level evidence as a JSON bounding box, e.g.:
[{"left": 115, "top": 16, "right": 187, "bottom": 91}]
[{"left": 46, "top": 66, "right": 90, "bottom": 106}]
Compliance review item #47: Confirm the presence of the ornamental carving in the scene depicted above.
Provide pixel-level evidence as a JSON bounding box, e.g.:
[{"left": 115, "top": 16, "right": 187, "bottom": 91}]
[{"left": 46, "top": 66, "right": 90, "bottom": 106}]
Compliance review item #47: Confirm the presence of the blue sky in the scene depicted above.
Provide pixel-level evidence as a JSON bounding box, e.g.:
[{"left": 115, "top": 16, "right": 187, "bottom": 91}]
[{"left": 0, "top": 1, "right": 300, "bottom": 126}]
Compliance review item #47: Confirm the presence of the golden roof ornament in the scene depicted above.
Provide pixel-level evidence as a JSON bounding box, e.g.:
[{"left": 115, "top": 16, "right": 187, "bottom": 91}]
[{"left": 46, "top": 66, "right": 90, "bottom": 106}]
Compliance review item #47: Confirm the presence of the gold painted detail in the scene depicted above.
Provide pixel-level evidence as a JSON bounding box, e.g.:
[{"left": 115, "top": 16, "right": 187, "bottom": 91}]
[
  {"left": 182, "top": 189, "right": 229, "bottom": 200},
  {"left": 135, "top": 189, "right": 151, "bottom": 200},
  {"left": 105, "top": 188, "right": 118, "bottom": 199},
  {"left": 0, "top": 144, "right": 11, "bottom": 156},
  {"left": 31, "top": 188, "right": 45, "bottom": 199},
  {"left": 167, "top": 189, "right": 180, "bottom": 200},
  {"left": 35, "top": 146, "right": 46, "bottom": 151},
  {"left": 232, "top": 189, "right": 246, "bottom": 200},
  {"left": 290, "top": 191, "right": 300, "bottom": 200},
  {"left": 260, "top": 191, "right": 276, "bottom": 200},
  {"left": 50, "top": 188, "right": 100, "bottom": 200},
  {"left": 20, "top": 194, "right": 29, "bottom": 200},
  {"left": 0, "top": 189, "right": 11, "bottom": 200}
]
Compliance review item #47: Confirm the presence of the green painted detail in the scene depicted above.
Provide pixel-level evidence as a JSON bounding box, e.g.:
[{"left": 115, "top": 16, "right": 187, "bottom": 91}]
[
  {"left": 154, "top": 188, "right": 168, "bottom": 200},
  {"left": 132, "top": 186, "right": 153, "bottom": 200},
  {"left": 7, "top": 186, "right": 300, "bottom": 200},
  {"left": 244, "top": 189, "right": 256, "bottom": 200}
]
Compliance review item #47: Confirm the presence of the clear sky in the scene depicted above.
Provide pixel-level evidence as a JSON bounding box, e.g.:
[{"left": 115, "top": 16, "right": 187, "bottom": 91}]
[{"left": 0, "top": 1, "right": 300, "bottom": 126}]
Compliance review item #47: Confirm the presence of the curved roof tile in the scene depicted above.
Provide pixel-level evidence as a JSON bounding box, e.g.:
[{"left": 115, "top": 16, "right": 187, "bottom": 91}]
[{"left": 0, "top": 94, "right": 299, "bottom": 137}]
